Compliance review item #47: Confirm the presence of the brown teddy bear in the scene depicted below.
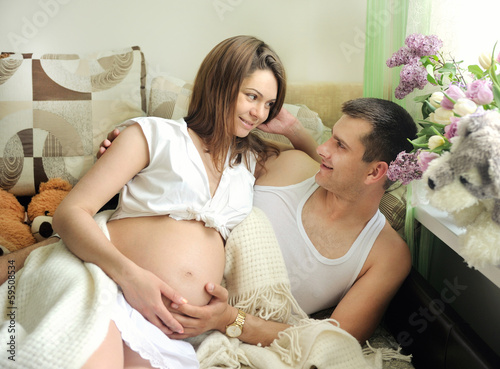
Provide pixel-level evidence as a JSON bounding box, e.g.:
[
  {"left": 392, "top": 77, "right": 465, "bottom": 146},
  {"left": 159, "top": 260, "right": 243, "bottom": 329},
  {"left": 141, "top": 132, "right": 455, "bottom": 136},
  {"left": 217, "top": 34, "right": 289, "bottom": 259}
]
[
  {"left": 27, "top": 178, "right": 73, "bottom": 242},
  {"left": 0, "top": 178, "right": 73, "bottom": 256},
  {"left": 0, "top": 189, "right": 36, "bottom": 255}
]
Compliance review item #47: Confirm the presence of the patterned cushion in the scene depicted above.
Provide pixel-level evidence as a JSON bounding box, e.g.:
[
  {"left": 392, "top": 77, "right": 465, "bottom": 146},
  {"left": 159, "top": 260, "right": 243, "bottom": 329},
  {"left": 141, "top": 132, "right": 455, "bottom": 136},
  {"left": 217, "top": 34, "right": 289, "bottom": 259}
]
[
  {"left": 0, "top": 46, "right": 146, "bottom": 196},
  {"left": 147, "top": 75, "right": 328, "bottom": 144},
  {"left": 380, "top": 184, "right": 407, "bottom": 233},
  {"left": 148, "top": 75, "right": 193, "bottom": 120}
]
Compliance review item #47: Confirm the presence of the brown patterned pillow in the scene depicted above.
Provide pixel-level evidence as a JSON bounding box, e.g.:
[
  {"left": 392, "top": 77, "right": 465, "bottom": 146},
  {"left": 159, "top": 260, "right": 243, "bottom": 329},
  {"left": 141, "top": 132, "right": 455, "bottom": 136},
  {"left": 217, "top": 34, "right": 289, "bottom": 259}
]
[{"left": 0, "top": 46, "right": 146, "bottom": 196}]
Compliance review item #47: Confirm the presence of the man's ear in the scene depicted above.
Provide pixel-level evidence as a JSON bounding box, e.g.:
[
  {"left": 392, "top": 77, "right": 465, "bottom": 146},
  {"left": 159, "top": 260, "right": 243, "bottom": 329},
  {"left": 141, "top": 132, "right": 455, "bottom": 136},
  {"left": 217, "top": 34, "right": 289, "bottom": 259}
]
[{"left": 365, "top": 161, "right": 388, "bottom": 184}]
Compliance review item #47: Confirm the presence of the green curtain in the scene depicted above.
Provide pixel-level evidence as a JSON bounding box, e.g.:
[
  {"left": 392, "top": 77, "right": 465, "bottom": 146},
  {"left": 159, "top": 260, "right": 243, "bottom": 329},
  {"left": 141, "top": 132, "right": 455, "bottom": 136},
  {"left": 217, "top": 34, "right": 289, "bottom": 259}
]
[
  {"left": 363, "top": 0, "right": 409, "bottom": 102},
  {"left": 363, "top": 0, "right": 433, "bottom": 101},
  {"left": 363, "top": 0, "right": 432, "bottom": 270}
]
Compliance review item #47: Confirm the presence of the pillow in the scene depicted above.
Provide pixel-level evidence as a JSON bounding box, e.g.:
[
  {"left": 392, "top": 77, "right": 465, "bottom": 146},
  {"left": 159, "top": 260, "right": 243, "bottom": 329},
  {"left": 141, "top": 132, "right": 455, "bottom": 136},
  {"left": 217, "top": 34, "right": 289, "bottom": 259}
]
[
  {"left": 147, "top": 75, "right": 327, "bottom": 145},
  {"left": 380, "top": 184, "right": 407, "bottom": 234},
  {"left": 0, "top": 46, "right": 146, "bottom": 196},
  {"left": 148, "top": 75, "right": 193, "bottom": 120}
]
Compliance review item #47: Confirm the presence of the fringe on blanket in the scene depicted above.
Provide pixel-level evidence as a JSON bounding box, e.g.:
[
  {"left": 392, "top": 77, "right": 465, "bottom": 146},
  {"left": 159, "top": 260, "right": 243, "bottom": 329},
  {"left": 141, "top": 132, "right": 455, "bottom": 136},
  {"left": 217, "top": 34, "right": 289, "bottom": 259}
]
[
  {"left": 363, "top": 341, "right": 412, "bottom": 368},
  {"left": 229, "top": 284, "right": 308, "bottom": 325},
  {"left": 268, "top": 318, "right": 341, "bottom": 365}
]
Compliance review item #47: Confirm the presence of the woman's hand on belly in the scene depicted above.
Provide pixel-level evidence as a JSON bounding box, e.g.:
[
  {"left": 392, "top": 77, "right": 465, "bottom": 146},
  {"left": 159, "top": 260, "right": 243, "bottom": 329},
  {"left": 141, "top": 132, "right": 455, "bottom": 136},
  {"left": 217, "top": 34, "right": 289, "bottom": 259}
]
[{"left": 119, "top": 263, "right": 188, "bottom": 335}]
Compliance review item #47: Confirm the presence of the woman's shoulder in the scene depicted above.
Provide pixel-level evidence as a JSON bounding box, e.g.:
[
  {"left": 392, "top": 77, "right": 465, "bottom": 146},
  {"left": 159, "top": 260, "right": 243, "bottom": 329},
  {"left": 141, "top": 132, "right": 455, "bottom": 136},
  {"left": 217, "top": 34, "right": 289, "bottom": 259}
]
[
  {"left": 132, "top": 116, "right": 187, "bottom": 130},
  {"left": 129, "top": 117, "right": 189, "bottom": 140}
]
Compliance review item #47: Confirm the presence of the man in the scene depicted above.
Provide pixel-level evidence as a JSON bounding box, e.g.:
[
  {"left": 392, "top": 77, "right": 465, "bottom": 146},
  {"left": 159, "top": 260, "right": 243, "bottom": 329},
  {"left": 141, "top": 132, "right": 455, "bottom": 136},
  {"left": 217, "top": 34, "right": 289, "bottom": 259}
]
[
  {"left": 164, "top": 97, "right": 416, "bottom": 345},
  {"left": 0, "top": 98, "right": 416, "bottom": 346}
]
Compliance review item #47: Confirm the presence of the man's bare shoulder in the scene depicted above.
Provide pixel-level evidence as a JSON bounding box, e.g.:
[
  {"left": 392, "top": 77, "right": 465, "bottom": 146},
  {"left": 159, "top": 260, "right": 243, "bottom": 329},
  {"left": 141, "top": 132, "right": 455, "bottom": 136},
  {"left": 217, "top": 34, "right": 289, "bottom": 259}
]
[
  {"left": 332, "top": 220, "right": 411, "bottom": 342},
  {"left": 256, "top": 150, "right": 320, "bottom": 186},
  {"left": 365, "top": 221, "right": 412, "bottom": 278}
]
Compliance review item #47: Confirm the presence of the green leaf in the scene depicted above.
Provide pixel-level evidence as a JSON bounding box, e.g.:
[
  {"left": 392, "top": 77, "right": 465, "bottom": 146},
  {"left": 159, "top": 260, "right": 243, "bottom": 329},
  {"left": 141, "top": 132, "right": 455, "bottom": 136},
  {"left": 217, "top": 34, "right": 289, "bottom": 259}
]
[
  {"left": 488, "top": 42, "right": 498, "bottom": 84},
  {"left": 486, "top": 43, "right": 500, "bottom": 108},
  {"left": 420, "top": 55, "right": 430, "bottom": 66},
  {"left": 468, "top": 64, "right": 484, "bottom": 79},
  {"left": 441, "top": 62, "right": 456, "bottom": 74},
  {"left": 421, "top": 100, "right": 436, "bottom": 120},
  {"left": 416, "top": 120, "right": 446, "bottom": 130},
  {"left": 412, "top": 142, "right": 429, "bottom": 149},
  {"left": 411, "top": 136, "right": 429, "bottom": 145},
  {"left": 426, "top": 64, "right": 437, "bottom": 84},
  {"left": 419, "top": 127, "right": 439, "bottom": 137},
  {"left": 492, "top": 80, "right": 500, "bottom": 108},
  {"left": 429, "top": 140, "right": 452, "bottom": 153},
  {"left": 414, "top": 93, "right": 432, "bottom": 103},
  {"left": 430, "top": 126, "right": 443, "bottom": 136}
]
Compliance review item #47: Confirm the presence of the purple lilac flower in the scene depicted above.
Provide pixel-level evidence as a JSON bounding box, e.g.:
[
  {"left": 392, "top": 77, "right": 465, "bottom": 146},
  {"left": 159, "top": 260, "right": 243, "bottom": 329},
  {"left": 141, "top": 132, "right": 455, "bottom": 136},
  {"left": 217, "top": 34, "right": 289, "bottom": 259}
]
[
  {"left": 394, "top": 61, "right": 428, "bottom": 99},
  {"left": 466, "top": 79, "right": 493, "bottom": 105},
  {"left": 387, "top": 150, "right": 423, "bottom": 185},
  {"left": 404, "top": 34, "right": 443, "bottom": 57},
  {"left": 441, "top": 85, "right": 466, "bottom": 110},
  {"left": 386, "top": 47, "right": 420, "bottom": 68},
  {"left": 386, "top": 34, "right": 443, "bottom": 99},
  {"left": 386, "top": 34, "right": 443, "bottom": 68}
]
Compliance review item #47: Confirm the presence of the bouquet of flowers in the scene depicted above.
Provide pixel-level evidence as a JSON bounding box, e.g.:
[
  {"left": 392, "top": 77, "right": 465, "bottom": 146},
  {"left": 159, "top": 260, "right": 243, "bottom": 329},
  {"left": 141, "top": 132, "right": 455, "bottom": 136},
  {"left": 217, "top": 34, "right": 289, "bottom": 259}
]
[{"left": 386, "top": 33, "right": 500, "bottom": 184}]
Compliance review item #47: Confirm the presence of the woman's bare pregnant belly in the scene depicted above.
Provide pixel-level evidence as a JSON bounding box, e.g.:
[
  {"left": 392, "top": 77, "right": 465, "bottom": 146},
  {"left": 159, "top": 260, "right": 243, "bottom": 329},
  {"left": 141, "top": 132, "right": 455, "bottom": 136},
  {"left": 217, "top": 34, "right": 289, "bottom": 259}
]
[{"left": 107, "top": 215, "right": 225, "bottom": 307}]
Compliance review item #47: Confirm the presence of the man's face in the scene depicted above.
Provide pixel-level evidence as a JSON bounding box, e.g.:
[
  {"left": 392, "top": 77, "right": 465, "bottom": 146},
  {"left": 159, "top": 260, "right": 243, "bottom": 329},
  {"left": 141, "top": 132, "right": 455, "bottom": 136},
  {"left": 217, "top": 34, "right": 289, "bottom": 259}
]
[{"left": 315, "top": 115, "right": 373, "bottom": 195}]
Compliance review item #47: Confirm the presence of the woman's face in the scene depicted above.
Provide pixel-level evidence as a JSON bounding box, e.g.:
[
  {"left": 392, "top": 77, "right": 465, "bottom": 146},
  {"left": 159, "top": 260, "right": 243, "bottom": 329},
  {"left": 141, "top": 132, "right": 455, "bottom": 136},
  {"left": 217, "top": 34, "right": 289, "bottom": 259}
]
[{"left": 232, "top": 69, "right": 278, "bottom": 138}]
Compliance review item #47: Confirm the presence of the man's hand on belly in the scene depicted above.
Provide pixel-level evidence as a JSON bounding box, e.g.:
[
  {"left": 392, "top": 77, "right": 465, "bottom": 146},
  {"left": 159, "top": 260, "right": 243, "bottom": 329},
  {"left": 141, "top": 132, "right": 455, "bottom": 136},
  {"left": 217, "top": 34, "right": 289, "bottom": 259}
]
[
  {"left": 167, "top": 282, "right": 234, "bottom": 339},
  {"left": 119, "top": 264, "right": 188, "bottom": 334}
]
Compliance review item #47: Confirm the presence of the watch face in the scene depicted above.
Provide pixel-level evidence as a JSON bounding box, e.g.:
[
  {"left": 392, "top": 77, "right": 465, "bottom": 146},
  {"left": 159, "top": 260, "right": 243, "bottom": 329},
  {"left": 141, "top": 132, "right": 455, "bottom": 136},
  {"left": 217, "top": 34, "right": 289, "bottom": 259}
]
[{"left": 226, "top": 325, "right": 242, "bottom": 338}]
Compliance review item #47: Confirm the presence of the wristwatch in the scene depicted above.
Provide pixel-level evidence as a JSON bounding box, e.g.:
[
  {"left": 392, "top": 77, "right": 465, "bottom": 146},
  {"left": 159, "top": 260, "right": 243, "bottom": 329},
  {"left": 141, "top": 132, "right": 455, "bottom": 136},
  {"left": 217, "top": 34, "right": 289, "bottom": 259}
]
[{"left": 225, "top": 309, "right": 246, "bottom": 338}]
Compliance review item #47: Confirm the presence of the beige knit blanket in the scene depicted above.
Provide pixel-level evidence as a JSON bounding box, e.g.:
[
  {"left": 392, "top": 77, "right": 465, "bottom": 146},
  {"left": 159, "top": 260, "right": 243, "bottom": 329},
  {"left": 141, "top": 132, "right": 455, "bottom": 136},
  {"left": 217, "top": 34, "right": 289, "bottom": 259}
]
[
  {"left": 0, "top": 208, "right": 405, "bottom": 368},
  {"left": 0, "top": 211, "right": 118, "bottom": 369},
  {"left": 189, "top": 208, "right": 383, "bottom": 369}
]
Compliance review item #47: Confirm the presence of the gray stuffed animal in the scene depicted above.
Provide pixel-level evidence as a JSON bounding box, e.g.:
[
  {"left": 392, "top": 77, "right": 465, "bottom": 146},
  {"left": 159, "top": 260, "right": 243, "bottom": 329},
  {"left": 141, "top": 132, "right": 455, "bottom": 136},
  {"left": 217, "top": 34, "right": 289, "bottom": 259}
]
[
  {"left": 426, "top": 110, "right": 500, "bottom": 224},
  {"left": 422, "top": 110, "right": 500, "bottom": 268}
]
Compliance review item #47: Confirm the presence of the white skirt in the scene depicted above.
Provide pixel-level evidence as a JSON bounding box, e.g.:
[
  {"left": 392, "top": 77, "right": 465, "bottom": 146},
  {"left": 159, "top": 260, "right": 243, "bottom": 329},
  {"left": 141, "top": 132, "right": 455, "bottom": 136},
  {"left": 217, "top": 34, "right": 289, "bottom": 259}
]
[{"left": 112, "top": 293, "right": 199, "bottom": 369}]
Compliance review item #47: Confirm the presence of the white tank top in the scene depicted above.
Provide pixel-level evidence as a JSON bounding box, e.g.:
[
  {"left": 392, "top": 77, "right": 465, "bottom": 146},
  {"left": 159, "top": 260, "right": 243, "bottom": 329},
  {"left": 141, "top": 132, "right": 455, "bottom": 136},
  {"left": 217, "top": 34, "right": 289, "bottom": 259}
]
[{"left": 253, "top": 177, "right": 386, "bottom": 314}]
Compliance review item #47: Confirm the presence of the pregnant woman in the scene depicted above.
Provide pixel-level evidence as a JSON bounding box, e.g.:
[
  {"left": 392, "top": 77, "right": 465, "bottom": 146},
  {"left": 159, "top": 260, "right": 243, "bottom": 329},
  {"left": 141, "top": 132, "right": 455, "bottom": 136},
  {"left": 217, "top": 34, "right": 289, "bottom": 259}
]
[{"left": 53, "top": 35, "right": 303, "bottom": 369}]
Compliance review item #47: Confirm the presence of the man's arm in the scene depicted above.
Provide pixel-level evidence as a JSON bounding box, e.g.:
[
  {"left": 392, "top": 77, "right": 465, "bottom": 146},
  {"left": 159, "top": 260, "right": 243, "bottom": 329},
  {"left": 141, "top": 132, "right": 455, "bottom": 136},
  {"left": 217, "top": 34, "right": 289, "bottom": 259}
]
[
  {"left": 258, "top": 108, "right": 322, "bottom": 163},
  {"left": 329, "top": 223, "right": 412, "bottom": 343},
  {"left": 256, "top": 149, "right": 320, "bottom": 187},
  {"left": 168, "top": 227, "right": 411, "bottom": 346},
  {"left": 167, "top": 283, "right": 292, "bottom": 346}
]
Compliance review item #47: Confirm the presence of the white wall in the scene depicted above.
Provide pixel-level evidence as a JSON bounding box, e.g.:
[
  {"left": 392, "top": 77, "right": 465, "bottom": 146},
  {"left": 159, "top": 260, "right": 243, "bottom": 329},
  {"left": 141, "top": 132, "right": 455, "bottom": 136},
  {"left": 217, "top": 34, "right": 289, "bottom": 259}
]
[{"left": 0, "top": 0, "right": 367, "bottom": 85}]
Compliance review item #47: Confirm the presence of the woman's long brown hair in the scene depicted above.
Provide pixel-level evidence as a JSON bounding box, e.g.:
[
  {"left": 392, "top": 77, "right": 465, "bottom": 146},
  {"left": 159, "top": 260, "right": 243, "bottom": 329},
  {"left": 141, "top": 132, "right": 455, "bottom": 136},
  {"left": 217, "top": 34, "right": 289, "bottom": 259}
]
[{"left": 184, "top": 35, "right": 286, "bottom": 171}]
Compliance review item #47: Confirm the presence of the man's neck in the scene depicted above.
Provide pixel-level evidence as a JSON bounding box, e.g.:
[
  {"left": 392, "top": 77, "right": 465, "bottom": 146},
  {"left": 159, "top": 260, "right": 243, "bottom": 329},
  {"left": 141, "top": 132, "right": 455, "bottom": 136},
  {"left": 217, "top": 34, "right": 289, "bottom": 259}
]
[
  {"left": 302, "top": 186, "right": 384, "bottom": 259},
  {"left": 313, "top": 186, "right": 383, "bottom": 225}
]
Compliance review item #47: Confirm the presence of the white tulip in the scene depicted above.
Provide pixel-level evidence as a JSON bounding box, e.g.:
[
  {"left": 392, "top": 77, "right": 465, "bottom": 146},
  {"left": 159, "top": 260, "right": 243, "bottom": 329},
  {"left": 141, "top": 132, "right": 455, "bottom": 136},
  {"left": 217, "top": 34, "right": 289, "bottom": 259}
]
[
  {"left": 428, "top": 135, "right": 445, "bottom": 150},
  {"left": 479, "top": 52, "right": 492, "bottom": 70},
  {"left": 429, "top": 91, "right": 444, "bottom": 108},
  {"left": 429, "top": 107, "right": 454, "bottom": 125},
  {"left": 453, "top": 98, "right": 477, "bottom": 117}
]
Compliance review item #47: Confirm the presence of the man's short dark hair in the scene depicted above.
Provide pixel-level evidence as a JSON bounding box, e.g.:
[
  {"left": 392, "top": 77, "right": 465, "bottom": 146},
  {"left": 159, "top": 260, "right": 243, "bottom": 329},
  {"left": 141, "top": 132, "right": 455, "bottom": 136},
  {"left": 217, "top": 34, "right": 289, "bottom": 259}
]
[{"left": 341, "top": 98, "right": 417, "bottom": 165}]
